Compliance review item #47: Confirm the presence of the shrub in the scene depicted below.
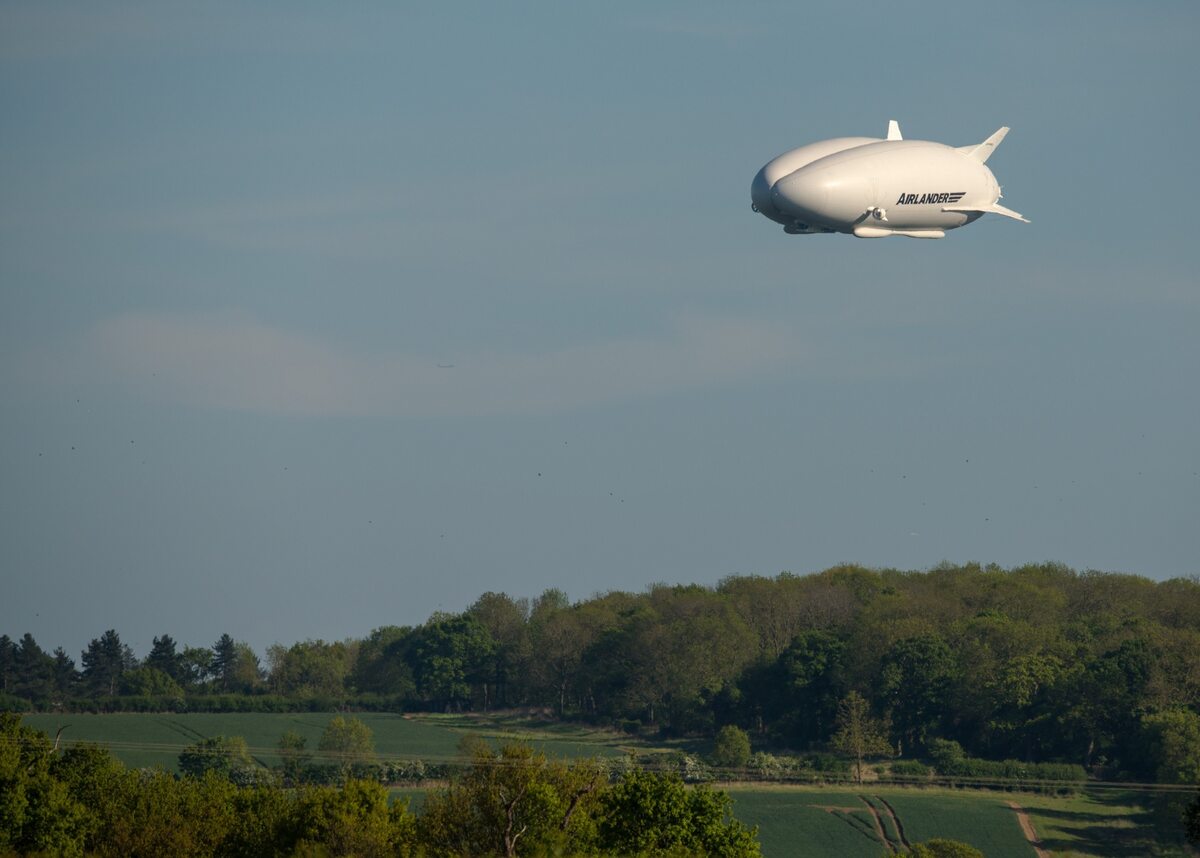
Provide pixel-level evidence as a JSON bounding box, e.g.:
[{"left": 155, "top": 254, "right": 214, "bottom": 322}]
[
  {"left": 927, "top": 739, "right": 965, "bottom": 770},
  {"left": 890, "top": 759, "right": 931, "bottom": 779},
  {"left": 711, "top": 725, "right": 752, "bottom": 770}
]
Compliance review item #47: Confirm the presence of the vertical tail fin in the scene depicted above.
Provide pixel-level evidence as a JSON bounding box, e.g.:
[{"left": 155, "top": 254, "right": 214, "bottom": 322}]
[
  {"left": 959, "top": 127, "right": 1009, "bottom": 163},
  {"left": 887, "top": 120, "right": 902, "bottom": 141}
]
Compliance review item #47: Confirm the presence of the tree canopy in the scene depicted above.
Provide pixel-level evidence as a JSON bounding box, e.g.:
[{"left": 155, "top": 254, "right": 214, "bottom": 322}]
[{"left": 4, "top": 563, "right": 1200, "bottom": 782}]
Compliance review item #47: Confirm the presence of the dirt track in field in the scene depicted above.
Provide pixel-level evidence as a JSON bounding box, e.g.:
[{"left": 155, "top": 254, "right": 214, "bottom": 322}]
[{"left": 1007, "top": 801, "right": 1051, "bottom": 858}]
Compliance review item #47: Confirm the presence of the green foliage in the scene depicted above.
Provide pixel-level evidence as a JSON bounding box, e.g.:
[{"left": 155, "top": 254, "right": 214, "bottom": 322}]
[
  {"left": 712, "top": 725, "right": 752, "bottom": 769},
  {"left": 598, "top": 768, "right": 761, "bottom": 857},
  {"left": 293, "top": 778, "right": 417, "bottom": 857},
  {"left": 7, "top": 562, "right": 1200, "bottom": 787},
  {"left": 409, "top": 614, "right": 496, "bottom": 710},
  {"left": 880, "top": 634, "right": 957, "bottom": 751},
  {"left": 1139, "top": 708, "right": 1200, "bottom": 784},
  {"left": 929, "top": 747, "right": 1086, "bottom": 785},
  {"left": 831, "top": 691, "right": 893, "bottom": 784},
  {"left": 119, "top": 666, "right": 184, "bottom": 698},
  {"left": 889, "top": 759, "right": 931, "bottom": 779},
  {"left": 419, "top": 741, "right": 606, "bottom": 857},
  {"left": 318, "top": 715, "right": 376, "bottom": 775},
  {"left": 80, "top": 630, "right": 134, "bottom": 697},
  {"left": 901, "top": 838, "right": 984, "bottom": 858},
  {"left": 0, "top": 713, "right": 88, "bottom": 856},
  {"left": 266, "top": 639, "right": 355, "bottom": 698},
  {"left": 1185, "top": 792, "right": 1200, "bottom": 847},
  {"left": 178, "top": 734, "right": 260, "bottom": 782},
  {"left": 926, "top": 739, "right": 965, "bottom": 770}
]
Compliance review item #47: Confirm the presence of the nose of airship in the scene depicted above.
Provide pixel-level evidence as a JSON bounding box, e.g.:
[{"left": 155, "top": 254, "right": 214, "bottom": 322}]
[
  {"left": 771, "top": 170, "right": 826, "bottom": 221},
  {"left": 751, "top": 166, "right": 783, "bottom": 222},
  {"left": 772, "top": 168, "right": 869, "bottom": 228}
]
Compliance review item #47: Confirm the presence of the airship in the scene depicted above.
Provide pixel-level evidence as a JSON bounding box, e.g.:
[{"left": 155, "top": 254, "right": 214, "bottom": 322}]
[{"left": 751, "top": 121, "right": 1027, "bottom": 239}]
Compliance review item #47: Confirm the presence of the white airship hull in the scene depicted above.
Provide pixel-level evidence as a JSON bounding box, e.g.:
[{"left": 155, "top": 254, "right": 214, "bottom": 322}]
[{"left": 752, "top": 123, "right": 1027, "bottom": 239}]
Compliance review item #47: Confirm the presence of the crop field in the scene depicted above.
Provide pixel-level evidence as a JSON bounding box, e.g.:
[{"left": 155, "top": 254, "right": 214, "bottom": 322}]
[
  {"left": 728, "top": 786, "right": 1194, "bottom": 858},
  {"left": 728, "top": 786, "right": 1036, "bottom": 857},
  {"left": 22, "top": 711, "right": 630, "bottom": 772},
  {"left": 21, "top": 715, "right": 1191, "bottom": 856}
]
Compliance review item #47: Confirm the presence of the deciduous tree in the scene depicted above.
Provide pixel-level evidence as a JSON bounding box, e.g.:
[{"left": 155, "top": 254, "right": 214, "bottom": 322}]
[
  {"left": 832, "top": 691, "right": 893, "bottom": 784},
  {"left": 598, "top": 768, "right": 760, "bottom": 857}
]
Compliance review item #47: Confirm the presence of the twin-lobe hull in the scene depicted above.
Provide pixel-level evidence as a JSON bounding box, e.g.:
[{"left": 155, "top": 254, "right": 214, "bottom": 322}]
[{"left": 752, "top": 124, "right": 1025, "bottom": 239}]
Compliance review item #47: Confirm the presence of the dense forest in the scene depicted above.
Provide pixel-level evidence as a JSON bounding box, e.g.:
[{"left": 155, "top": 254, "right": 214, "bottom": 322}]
[{"left": 4, "top": 562, "right": 1200, "bottom": 784}]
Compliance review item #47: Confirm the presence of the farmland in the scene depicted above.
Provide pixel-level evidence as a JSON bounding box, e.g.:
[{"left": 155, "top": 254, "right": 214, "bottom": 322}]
[
  {"left": 21, "top": 712, "right": 1194, "bottom": 856},
  {"left": 727, "top": 787, "right": 1036, "bottom": 857},
  {"left": 21, "top": 710, "right": 633, "bottom": 772},
  {"left": 726, "top": 786, "right": 1197, "bottom": 858}
]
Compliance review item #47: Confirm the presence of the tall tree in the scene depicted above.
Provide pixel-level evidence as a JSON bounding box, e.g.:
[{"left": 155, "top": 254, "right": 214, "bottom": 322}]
[
  {"left": 14, "top": 633, "right": 53, "bottom": 701},
  {"left": 211, "top": 634, "right": 238, "bottom": 692},
  {"left": 468, "top": 592, "right": 531, "bottom": 709},
  {"left": 832, "top": 691, "right": 893, "bottom": 784},
  {"left": 880, "top": 633, "right": 958, "bottom": 752},
  {"left": 350, "top": 626, "right": 416, "bottom": 697},
  {"left": 419, "top": 741, "right": 606, "bottom": 858},
  {"left": 0, "top": 635, "right": 16, "bottom": 694},
  {"left": 49, "top": 648, "right": 77, "bottom": 701},
  {"left": 318, "top": 715, "right": 376, "bottom": 778},
  {"left": 80, "top": 630, "right": 134, "bottom": 697},
  {"left": 145, "top": 635, "right": 185, "bottom": 684},
  {"left": 598, "top": 768, "right": 761, "bottom": 857},
  {"left": 180, "top": 646, "right": 213, "bottom": 688},
  {"left": 266, "top": 639, "right": 354, "bottom": 697},
  {"left": 1139, "top": 709, "right": 1200, "bottom": 784},
  {"left": 277, "top": 730, "right": 312, "bottom": 786},
  {"left": 407, "top": 614, "right": 495, "bottom": 711}
]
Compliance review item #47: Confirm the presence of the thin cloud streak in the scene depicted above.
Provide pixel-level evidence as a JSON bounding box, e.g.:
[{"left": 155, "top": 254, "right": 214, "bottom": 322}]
[{"left": 54, "top": 311, "right": 818, "bottom": 418}]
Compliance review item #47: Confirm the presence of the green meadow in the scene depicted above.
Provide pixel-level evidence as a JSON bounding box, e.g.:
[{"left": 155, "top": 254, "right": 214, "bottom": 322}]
[
  {"left": 22, "top": 713, "right": 1192, "bottom": 856},
  {"left": 726, "top": 786, "right": 1193, "bottom": 858},
  {"left": 727, "top": 787, "right": 1035, "bottom": 858},
  {"left": 21, "top": 711, "right": 631, "bottom": 772}
]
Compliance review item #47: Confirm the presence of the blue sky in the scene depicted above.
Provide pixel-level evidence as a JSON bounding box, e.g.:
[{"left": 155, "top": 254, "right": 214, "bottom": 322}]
[{"left": 2, "top": 2, "right": 1197, "bottom": 659}]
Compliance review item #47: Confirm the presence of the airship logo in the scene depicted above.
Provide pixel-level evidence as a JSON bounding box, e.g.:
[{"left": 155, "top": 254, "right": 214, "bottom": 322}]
[
  {"left": 896, "top": 192, "right": 966, "bottom": 205},
  {"left": 751, "top": 121, "right": 1028, "bottom": 239}
]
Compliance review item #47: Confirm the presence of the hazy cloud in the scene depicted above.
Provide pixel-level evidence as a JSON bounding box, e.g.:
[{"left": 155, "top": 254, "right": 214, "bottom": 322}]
[{"left": 50, "top": 311, "right": 812, "bottom": 417}]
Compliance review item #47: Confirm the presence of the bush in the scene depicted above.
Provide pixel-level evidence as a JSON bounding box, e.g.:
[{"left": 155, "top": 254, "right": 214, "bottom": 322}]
[
  {"left": 890, "top": 759, "right": 931, "bottom": 779},
  {"left": 747, "top": 752, "right": 785, "bottom": 779},
  {"left": 932, "top": 751, "right": 1086, "bottom": 787},
  {"left": 808, "top": 753, "right": 852, "bottom": 774},
  {"left": 617, "top": 718, "right": 642, "bottom": 735},
  {"left": 711, "top": 725, "right": 752, "bottom": 770},
  {"left": 0, "top": 694, "right": 32, "bottom": 712},
  {"left": 927, "top": 739, "right": 965, "bottom": 769}
]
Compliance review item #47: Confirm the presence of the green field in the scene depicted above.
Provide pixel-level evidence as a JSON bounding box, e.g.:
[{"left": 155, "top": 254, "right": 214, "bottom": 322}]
[
  {"left": 22, "top": 711, "right": 632, "bottom": 772},
  {"left": 22, "top": 714, "right": 1192, "bottom": 856},
  {"left": 729, "top": 786, "right": 1035, "bottom": 857},
  {"left": 727, "top": 785, "right": 1194, "bottom": 858}
]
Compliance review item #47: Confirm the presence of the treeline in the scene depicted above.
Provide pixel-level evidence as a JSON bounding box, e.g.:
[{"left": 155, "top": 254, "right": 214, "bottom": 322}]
[
  {"left": 0, "top": 713, "right": 762, "bottom": 857},
  {"left": 4, "top": 562, "right": 1200, "bottom": 782}
]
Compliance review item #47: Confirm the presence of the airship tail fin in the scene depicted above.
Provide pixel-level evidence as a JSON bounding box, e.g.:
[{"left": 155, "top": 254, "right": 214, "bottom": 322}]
[
  {"left": 943, "top": 202, "right": 1030, "bottom": 223},
  {"left": 959, "top": 127, "right": 1009, "bottom": 163},
  {"left": 886, "top": 120, "right": 902, "bottom": 141}
]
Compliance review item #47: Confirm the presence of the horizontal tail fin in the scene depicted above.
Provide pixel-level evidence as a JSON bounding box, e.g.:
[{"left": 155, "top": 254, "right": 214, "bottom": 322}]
[
  {"left": 958, "top": 126, "right": 1009, "bottom": 163},
  {"left": 942, "top": 203, "right": 1029, "bottom": 223}
]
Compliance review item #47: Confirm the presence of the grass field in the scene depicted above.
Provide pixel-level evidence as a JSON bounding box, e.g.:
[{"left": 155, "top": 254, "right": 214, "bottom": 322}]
[
  {"left": 21, "top": 711, "right": 632, "bottom": 772},
  {"left": 1019, "top": 788, "right": 1194, "bottom": 858},
  {"left": 22, "top": 714, "right": 1193, "bottom": 856},
  {"left": 729, "top": 786, "right": 1036, "bottom": 857}
]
